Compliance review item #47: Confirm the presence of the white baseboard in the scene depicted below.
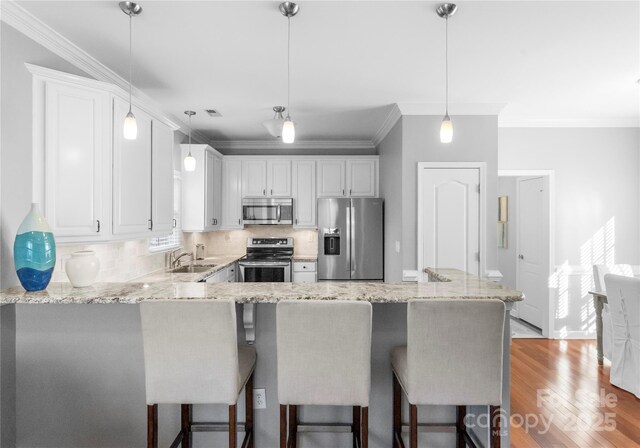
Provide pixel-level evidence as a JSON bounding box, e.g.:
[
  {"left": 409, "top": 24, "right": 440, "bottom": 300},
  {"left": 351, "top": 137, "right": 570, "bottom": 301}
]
[{"left": 551, "top": 330, "right": 596, "bottom": 340}]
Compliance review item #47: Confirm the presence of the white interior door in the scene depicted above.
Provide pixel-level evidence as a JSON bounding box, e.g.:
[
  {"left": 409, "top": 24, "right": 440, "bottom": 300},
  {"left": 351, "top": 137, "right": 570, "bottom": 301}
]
[
  {"left": 421, "top": 168, "right": 480, "bottom": 275},
  {"left": 517, "top": 176, "right": 548, "bottom": 329}
]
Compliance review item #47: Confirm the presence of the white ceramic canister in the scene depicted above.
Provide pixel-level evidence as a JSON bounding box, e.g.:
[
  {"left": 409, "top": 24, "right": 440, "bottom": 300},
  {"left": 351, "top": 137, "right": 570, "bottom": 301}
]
[{"left": 65, "top": 250, "right": 100, "bottom": 287}]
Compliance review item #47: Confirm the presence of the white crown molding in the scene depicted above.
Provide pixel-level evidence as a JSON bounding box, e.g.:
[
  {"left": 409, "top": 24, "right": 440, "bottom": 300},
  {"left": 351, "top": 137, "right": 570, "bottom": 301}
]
[
  {"left": 499, "top": 116, "right": 640, "bottom": 128},
  {"left": 372, "top": 103, "right": 402, "bottom": 147},
  {"left": 1, "top": 0, "right": 207, "bottom": 140},
  {"left": 397, "top": 102, "right": 508, "bottom": 116},
  {"left": 210, "top": 140, "right": 375, "bottom": 151}
]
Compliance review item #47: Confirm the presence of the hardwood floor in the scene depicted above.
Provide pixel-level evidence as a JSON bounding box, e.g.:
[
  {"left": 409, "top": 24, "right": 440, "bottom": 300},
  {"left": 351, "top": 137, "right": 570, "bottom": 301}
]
[{"left": 511, "top": 339, "right": 640, "bottom": 448}]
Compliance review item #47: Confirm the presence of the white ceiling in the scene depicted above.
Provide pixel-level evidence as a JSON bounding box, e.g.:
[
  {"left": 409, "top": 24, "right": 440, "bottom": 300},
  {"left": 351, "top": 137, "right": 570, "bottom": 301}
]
[{"left": 15, "top": 1, "right": 640, "bottom": 144}]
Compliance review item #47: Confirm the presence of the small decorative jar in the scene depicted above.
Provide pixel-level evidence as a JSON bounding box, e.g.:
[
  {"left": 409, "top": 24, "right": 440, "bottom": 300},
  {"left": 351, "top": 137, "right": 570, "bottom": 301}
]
[
  {"left": 65, "top": 250, "right": 100, "bottom": 288},
  {"left": 14, "top": 203, "right": 56, "bottom": 291}
]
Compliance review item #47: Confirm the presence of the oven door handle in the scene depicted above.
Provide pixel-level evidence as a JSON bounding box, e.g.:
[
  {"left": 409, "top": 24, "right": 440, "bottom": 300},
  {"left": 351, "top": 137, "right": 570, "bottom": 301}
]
[
  {"left": 277, "top": 204, "right": 281, "bottom": 223},
  {"left": 239, "top": 261, "right": 291, "bottom": 267}
]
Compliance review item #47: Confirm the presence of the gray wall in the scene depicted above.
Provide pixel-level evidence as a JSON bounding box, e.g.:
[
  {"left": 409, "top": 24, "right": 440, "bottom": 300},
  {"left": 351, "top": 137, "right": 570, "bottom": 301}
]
[
  {"left": 377, "top": 119, "right": 403, "bottom": 282},
  {"left": 401, "top": 115, "right": 499, "bottom": 273},
  {"left": 497, "top": 176, "right": 518, "bottom": 289}
]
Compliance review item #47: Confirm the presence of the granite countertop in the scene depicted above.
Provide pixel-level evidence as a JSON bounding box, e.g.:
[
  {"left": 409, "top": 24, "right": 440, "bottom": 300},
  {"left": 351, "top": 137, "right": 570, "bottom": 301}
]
[
  {"left": 0, "top": 268, "right": 523, "bottom": 305},
  {"left": 292, "top": 255, "right": 318, "bottom": 262},
  {"left": 133, "top": 255, "right": 244, "bottom": 283}
]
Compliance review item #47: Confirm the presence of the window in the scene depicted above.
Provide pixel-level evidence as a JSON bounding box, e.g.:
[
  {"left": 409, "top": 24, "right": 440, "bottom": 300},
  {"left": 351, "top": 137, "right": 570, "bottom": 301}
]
[{"left": 149, "top": 171, "right": 182, "bottom": 252}]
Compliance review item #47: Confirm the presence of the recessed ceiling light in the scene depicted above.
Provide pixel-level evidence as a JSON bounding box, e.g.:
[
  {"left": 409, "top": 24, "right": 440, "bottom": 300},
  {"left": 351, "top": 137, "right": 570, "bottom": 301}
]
[{"left": 205, "top": 109, "right": 222, "bottom": 117}]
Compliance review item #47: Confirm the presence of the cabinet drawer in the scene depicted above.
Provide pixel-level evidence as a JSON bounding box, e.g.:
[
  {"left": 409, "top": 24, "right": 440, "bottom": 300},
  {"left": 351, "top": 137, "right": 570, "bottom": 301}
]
[
  {"left": 293, "top": 262, "right": 316, "bottom": 272},
  {"left": 293, "top": 272, "right": 317, "bottom": 283}
]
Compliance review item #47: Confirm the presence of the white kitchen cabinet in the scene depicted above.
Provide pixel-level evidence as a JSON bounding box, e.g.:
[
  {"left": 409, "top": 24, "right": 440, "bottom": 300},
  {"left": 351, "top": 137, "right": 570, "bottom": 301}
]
[
  {"left": 317, "top": 159, "right": 347, "bottom": 198},
  {"left": 205, "top": 263, "right": 237, "bottom": 283},
  {"left": 222, "top": 159, "right": 243, "bottom": 229},
  {"left": 267, "top": 160, "right": 292, "bottom": 197},
  {"left": 151, "top": 120, "right": 175, "bottom": 235},
  {"left": 181, "top": 145, "right": 222, "bottom": 232},
  {"left": 43, "top": 80, "right": 112, "bottom": 241},
  {"left": 292, "top": 160, "right": 316, "bottom": 228},
  {"left": 293, "top": 261, "right": 317, "bottom": 283},
  {"left": 242, "top": 159, "right": 291, "bottom": 197},
  {"left": 112, "top": 97, "right": 153, "bottom": 236},
  {"left": 242, "top": 159, "right": 268, "bottom": 197},
  {"left": 347, "top": 159, "right": 378, "bottom": 197}
]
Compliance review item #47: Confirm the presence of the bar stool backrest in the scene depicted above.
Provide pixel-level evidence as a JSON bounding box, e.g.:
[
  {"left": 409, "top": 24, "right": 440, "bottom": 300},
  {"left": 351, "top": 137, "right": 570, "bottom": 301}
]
[
  {"left": 140, "top": 300, "right": 240, "bottom": 405},
  {"left": 407, "top": 299, "right": 505, "bottom": 406},
  {"left": 593, "top": 264, "right": 633, "bottom": 292},
  {"left": 277, "top": 300, "right": 372, "bottom": 407}
]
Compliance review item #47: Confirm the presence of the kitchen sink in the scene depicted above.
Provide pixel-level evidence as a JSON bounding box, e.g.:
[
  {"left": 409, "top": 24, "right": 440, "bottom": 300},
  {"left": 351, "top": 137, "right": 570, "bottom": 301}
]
[{"left": 170, "top": 265, "right": 216, "bottom": 274}]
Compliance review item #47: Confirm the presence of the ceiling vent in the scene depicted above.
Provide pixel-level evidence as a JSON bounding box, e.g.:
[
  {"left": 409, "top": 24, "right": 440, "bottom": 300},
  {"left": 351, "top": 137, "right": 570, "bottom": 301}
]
[{"left": 205, "top": 109, "right": 222, "bottom": 117}]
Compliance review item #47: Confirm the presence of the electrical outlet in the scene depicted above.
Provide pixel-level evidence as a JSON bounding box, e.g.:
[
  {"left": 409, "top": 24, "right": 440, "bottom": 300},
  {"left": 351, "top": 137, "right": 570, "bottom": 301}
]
[{"left": 253, "top": 388, "right": 266, "bottom": 409}]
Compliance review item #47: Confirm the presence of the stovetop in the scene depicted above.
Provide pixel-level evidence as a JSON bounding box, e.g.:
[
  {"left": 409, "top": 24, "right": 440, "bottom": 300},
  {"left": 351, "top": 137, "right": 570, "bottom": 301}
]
[{"left": 243, "top": 237, "right": 294, "bottom": 262}]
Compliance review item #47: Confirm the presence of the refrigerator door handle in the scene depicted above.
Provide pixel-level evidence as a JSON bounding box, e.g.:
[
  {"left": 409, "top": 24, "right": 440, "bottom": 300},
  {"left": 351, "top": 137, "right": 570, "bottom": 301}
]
[
  {"left": 345, "top": 205, "right": 351, "bottom": 272},
  {"left": 351, "top": 204, "right": 356, "bottom": 275}
]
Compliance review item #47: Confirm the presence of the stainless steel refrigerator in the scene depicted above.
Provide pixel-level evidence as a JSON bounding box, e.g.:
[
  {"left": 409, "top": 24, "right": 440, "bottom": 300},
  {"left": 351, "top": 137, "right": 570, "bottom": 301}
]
[{"left": 317, "top": 198, "right": 384, "bottom": 281}]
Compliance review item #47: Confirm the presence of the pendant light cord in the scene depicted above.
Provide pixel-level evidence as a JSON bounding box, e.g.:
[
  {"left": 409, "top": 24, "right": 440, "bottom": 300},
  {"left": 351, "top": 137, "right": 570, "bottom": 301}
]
[
  {"left": 445, "top": 15, "right": 449, "bottom": 116},
  {"left": 287, "top": 16, "right": 291, "bottom": 117},
  {"left": 188, "top": 114, "right": 192, "bottom": 156},
  {"left": 128, "top": 14, "right": 133, "bottom": 113}
]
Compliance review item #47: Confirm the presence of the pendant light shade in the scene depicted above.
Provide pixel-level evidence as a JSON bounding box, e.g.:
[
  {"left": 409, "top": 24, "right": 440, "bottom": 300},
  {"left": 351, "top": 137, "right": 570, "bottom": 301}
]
[
  {"left": 437, "top": 3, "right": 457, "bottom": 144},
  {"left": 183, "top": 111, "right": 196, "bottom": 172},
  {"left": 440, "top": 115, "right": 453, "bottom": 143},
  {"left": 119, "top": 2, "right": 142, "bottom": 140},
  {"left": 263, "top": 106, "right": 286, "bottom": 138},
  {"left": 282, "top": 116, "right": 295, "bottom": 144},
  {"left": 279, "top": 2, "right": 298, "bottom": 144}
]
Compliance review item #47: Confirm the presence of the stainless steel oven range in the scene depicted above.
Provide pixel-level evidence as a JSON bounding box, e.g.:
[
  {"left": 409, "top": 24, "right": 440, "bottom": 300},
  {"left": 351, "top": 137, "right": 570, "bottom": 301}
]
[{"left": 238, "top": 237, "right": 293, "bottom": 282}]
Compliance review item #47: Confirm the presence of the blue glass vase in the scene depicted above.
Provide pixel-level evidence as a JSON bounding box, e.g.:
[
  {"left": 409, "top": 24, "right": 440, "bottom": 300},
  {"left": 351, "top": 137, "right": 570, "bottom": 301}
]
[{"left": 14, "top": 203, "right": 56, "bottom": 291}]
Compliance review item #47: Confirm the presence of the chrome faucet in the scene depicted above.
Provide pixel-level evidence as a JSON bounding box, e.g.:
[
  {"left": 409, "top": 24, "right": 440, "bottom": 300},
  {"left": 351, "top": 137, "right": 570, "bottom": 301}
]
[{"left": 170, "top": 249, "right": 193, "bottom": 268}]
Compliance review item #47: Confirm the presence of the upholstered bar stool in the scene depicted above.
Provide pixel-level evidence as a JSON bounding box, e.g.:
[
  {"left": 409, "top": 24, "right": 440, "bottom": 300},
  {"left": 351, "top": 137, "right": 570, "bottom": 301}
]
[
  {"left": 391, "top": 299, "right": 505, "bottom": 448},
  {"left": 277, "top": 300, "right": 372, "bottom": 448},
  {"left": 140, "top": 301, "right": 256, "bottom": 448}
]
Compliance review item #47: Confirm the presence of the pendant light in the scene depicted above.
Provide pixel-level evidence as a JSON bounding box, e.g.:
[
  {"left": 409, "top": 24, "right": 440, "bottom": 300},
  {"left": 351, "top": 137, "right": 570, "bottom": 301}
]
[
  {"left": 119, "top": 2, "right": 142, "bottom": 140},
  {"left": 437, "top": 3, "right": 457, "bottom": 144},
  {"left": 263, "top": 106, "right": 286, "bottom": 138},
  {"left": 279, "top": 2, "right": 299, "bottom": 144},
  {"left": 183, "top": 111, "right": 196, "bottom": 172}
]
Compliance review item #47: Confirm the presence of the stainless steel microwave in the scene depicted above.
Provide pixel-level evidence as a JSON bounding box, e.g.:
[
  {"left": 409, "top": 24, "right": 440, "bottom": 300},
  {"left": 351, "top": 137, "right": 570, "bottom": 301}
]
[{"left": 242, "top": 198, "right": 293, "bottom": 225}]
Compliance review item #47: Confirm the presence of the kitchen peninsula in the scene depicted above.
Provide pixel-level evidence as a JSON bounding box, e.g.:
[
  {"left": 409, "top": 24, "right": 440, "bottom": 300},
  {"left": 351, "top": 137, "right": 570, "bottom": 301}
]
[{"left": 0, "top": 269, "right": 522, "bottom": 447}]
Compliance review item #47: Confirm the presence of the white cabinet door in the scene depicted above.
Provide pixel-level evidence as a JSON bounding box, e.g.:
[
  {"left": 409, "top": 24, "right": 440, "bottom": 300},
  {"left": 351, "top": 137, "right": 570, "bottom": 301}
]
[
  {"left": 44, "top": 81, "right": 111, "bottom": 240},
  {"left": 212, "top": 155, "right": 223, "bottom": 229},
  {"left": 347, "top": 159, "right": 377, "bottom": 197},
  {"left": 292, "top": 160, "right": 316, "bottom": 228},
  {"left": 204, "top": 150, "right": 216, "bottom": 231},
  {"left": 113, "top": 97, "right": 152, "bottom": 235},
  {"left": 267, "top": 160, "right": 292, "bottom": 197},
  {"left": 317, "top": 160, "right": 346, "bottom": 198},
  {"left": 222, "top": 159, "right": 243, "bottom": 228},
  {"left": 242, "top": 159, "right": 267, "bottom": 197},
  {"left": 180, "top": 146, "right": 206, "bottom": 232},
  {"left": 151, "top": 120, "right": 174, "bottom": 234}
]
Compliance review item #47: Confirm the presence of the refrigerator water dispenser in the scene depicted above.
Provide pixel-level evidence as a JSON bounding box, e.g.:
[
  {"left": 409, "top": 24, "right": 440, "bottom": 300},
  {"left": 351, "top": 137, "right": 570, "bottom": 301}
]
[{"left": 323, "top": 229, "right": 341, "bottom": 255}]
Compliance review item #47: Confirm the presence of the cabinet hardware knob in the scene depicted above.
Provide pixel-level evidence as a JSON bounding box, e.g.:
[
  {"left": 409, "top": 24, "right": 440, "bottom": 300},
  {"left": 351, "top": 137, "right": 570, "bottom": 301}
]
[
  {"left": 96, "top": 220, "right": 101, "bottom": 233},
  {"left": 238, "top": 219, "right": 241, "bottom": 225},
  {"left": 350, "top": 189, "right": 352, "bottom": 196},
  {"left": 271, "top": 189, "right": 273, "bottom": 195},
  {"left": 148, "top": 219, "right": 153, "bottom": 230},
  {"left": 263, "top": 189, "right": 266, "bottom": 196},
  {"left": 342, "top": 189, "right": 345, "bottom": 196},
  {"left": 172, "top": 218, "right": 176, "bottom": 228}
]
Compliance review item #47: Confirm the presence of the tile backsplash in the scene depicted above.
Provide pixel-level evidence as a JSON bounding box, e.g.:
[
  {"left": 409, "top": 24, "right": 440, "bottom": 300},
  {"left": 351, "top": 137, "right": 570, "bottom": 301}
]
[
  {"left": 184, "top": 226, "right": 318, "bottom": 258},
  {"left": 51, "top": 240, "right": 166, "bottom": 283}
]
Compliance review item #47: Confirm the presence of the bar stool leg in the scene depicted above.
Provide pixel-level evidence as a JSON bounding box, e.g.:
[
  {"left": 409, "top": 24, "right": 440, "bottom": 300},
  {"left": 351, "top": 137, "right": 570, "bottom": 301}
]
[
  {"left": 353, "top": 406, "right": 361, "bottom": 448},
  {"left": 456, "top": 405, "right": 467, "bottom": 448},
  {"left": 490, "top": 405, "right": 501, "bottom": 448},
  {"left": 288, "top": 405, "right": 298, "bottom": 448},
  {"left": 409, "top": 404, "right": 418, "bottom": 448},
  {"left": 245, "top": 373, "right": 254, "bottom": 448},
  {"left": 147, "top": 404, "right": 158, "bottom": 448},
  {"left": 280, "top": 405, "right": 287, "bottom": 448},
  {"left": 229, "top": 404, "right": 237, "bottom": 448},
  {"left": 181, "top": 404, "right": 192, "bottom": 448},
  {"left": 362, "top": 407, "right": 368, "bottom": 448},
  {"left": 392, "top": 374, "right": 401, "bottom": 448}
]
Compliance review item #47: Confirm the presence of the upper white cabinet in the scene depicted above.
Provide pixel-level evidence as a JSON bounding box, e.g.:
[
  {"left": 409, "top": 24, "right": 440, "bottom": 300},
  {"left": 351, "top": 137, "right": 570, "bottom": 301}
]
[
  {"left": 30, "top": 65, "right": 179, "bottom": 243},
  {"left": 347, "top": 159, "right": 378, "bottom": 197},
  {"left": 43, "top": 80, "right": 112, "bottom": 241},
  {"left": 317, "top": 160, "right": 347, "bottom": 198},
  {"left": 112, "top": 97, "right": 153, "bottom": 236},
  {"left": 317, "top": 158, "right": 378, "bottom": 198},
  {"left": 242, "top": 159, "right": 291, "bottom": 197},
  {"left": 292, "top": 160, "right": 316, "bottom": 228},
  {"left": 181, "top": 145, "right": 222, "bottom": 232},
  {"left": 151, "top": 120, "right": 175, "bottom": 234},
  {"left": 222, "top": 159, "right": 243, "bottom": 229}
]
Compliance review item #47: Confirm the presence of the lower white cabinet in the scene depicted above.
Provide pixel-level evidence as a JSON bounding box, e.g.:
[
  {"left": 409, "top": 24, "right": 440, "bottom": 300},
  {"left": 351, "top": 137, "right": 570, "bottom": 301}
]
[
  {"left": 293, "top": 261, "right": 317, "bottom": 283},
  {"left": 205, "top": 263, "right": 237, "bottom": 283}
]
